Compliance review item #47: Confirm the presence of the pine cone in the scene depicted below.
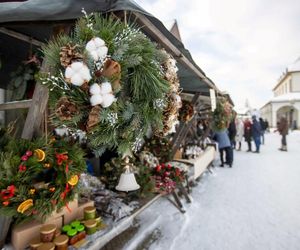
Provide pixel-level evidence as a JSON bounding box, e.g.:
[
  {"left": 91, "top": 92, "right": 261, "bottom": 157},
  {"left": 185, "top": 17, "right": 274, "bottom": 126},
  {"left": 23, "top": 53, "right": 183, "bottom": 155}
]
[
  {"left": 55, "top": 97, "right": 79, "bottom": 121},
  {"left": 87, "top": 105, "right": 101, "bottom": 131},
  {"left": 59, "top": 44, "right": 83, "bottom": 68}
]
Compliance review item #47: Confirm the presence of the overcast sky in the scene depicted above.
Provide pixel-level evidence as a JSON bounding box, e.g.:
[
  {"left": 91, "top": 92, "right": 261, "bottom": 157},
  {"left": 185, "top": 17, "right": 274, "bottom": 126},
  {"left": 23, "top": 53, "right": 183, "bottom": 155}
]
[{"left": 135, "top": 0, "right": 300, "bottom": 109}]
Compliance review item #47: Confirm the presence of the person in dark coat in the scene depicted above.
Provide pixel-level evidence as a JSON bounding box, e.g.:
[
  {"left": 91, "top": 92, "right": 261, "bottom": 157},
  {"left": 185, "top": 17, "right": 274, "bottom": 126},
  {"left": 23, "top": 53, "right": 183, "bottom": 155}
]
[
  {"left": 259, "top": 117, "right": 266, "bottom": 144},
  {"left": 251, "top": 115, "right": 262, "bottom": 153},
  {"left": 228, "top": 118, "right": 237, "bottom": 149},
  {"left": 213, "top": 129, "right": 233, "bottom": 167},
  {"left": 277, "top": 116, "right": 288, "bottom": 151},
  {"left": 243, "top": 117, "right": 252, "bottom": 152},
  {"left": 264, "top": 119, "right": 269, "bottom": 132}
]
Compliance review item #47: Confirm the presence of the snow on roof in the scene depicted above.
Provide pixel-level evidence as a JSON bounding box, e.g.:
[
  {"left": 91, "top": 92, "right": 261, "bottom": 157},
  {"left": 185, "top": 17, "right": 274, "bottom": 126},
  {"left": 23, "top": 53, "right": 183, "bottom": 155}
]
[
  {"left": 288, "top": 57, "right": 300, "bottom": 72},
  {"left": 270, "top": 92, "right": 300, "bottom": 102}
]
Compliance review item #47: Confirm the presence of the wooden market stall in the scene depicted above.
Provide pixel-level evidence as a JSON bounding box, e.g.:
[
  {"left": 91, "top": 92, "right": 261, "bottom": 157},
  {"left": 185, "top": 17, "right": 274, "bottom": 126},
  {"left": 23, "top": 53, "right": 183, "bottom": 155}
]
[{"left": 0, "top": 0, "right": 228, "bottom": 249}]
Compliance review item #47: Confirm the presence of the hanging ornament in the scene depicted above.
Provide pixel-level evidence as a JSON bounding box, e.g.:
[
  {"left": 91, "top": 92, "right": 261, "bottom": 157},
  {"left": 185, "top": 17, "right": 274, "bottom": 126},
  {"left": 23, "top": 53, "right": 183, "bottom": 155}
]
[
  {"left": 65, "top": 61, "right": 91, "bottom": 86},
  {"left": 116, "top": 157, "right": 140, "bottom": 192},
  {"left": 85, "top": 37, "right": 108, "bottom": 62}
]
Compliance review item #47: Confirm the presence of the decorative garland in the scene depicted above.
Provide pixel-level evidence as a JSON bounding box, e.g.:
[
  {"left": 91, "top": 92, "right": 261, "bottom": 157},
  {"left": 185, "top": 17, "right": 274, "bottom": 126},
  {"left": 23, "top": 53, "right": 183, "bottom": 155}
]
[
  {"left": 0, "top": 136, "right": 86, "bottom": 223},
  {"left": 41, "top": 12, "right": 180, "bottom": 156}
]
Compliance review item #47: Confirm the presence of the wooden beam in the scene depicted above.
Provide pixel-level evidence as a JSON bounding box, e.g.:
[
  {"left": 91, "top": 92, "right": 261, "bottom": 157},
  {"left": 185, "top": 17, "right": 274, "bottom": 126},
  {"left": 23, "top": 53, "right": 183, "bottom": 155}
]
[
  {"left": 21, "top": 74, "right": 49, "bottom": 139},
  {"left": 0, "top": 99, "right": 32, "bottom": 110},
  {"left": 0, "top": 27, "right": 44, "bottom": 47},
  {"left": 132, "top": 12, "right": 221, "bottom": 93}
]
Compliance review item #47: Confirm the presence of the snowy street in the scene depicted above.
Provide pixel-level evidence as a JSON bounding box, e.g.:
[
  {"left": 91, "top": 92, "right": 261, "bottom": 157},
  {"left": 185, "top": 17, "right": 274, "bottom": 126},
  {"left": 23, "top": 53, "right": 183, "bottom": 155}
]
[{"left": 122, "top": 131, "right": 300, "bottom": 250}]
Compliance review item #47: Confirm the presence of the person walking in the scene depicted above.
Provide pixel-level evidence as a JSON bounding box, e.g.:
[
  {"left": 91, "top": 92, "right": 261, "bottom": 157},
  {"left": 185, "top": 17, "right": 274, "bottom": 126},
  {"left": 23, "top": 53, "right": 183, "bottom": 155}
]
[
  {"left": 228, "top": 117, "right": 237, "bottom": 149},
  {"left": 264, "top": 119, "right": 269, "bottom": 133},
  {"left": 244, "top": 117, "right": 252, "bottom": 152},
  {"left": 277, "top": 116, "right": 288, "bottom": 151},
  {"left": 235, "top": 118, "right": 244, "bottom": 151},
  {"left": 259, "top": 117, "right": 266, "bottom": 144},
  {"left": 251, "top": 115, "right": 262, "bottom": 153},
  {"left": 213, "top": 129, "right": 233, "bottom": 167}
]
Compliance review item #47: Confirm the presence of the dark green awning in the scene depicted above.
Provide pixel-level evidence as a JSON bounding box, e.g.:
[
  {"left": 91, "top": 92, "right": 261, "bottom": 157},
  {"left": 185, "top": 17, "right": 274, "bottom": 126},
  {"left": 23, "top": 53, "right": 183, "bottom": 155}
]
[{"left": 0, "top": 0, "right": 216, "bottom": 94}]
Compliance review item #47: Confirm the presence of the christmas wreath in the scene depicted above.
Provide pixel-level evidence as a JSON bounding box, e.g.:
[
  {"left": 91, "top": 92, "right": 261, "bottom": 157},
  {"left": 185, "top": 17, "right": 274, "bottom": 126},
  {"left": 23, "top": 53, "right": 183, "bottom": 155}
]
[
  {"left": 0, "top": 136, "right": 86, "bottom": 223},
  {"left": 41, "top": 12, "right": 181, "bottom": 156},
  {"left": 212, "top": 99, "right": 232, "bottom": 131}
]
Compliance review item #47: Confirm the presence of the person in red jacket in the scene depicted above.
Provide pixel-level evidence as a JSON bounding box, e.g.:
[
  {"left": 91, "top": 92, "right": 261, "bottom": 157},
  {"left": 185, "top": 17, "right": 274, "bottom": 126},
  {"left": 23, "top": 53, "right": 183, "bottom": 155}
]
[{"left": 243, "top": 118, "right": 252, "bottom": 152}]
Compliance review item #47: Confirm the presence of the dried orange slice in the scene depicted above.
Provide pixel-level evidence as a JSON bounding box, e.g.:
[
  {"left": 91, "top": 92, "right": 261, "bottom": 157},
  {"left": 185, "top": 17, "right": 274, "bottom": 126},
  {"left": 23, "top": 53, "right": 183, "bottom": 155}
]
[
  {"left": 17, "top": 199, "right": 33, "bottom": 213},
  {"left": 34, "top": 149, "right": 46, "bottom": 162},
  {"left": 68, "top": 175, "right": 79, "bottom": 186}
]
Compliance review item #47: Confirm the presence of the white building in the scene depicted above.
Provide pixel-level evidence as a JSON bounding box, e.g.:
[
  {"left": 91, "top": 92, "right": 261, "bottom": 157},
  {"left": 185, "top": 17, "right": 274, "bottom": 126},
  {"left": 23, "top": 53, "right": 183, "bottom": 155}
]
[{"left": 260, "top": 58, "right": 300, "bottom": 129}]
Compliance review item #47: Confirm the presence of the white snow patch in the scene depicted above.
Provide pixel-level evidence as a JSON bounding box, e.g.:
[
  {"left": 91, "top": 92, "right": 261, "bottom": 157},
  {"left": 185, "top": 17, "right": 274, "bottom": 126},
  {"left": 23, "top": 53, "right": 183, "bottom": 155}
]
[{"left": 123, "top": 131, "right": 300, "bottom": 250}]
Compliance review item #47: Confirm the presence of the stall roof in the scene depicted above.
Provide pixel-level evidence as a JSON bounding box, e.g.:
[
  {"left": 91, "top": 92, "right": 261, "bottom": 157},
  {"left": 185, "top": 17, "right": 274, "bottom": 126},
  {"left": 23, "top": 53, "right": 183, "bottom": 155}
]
[{"left": 0, "top": 0, "right": 220, "bottom": 94}]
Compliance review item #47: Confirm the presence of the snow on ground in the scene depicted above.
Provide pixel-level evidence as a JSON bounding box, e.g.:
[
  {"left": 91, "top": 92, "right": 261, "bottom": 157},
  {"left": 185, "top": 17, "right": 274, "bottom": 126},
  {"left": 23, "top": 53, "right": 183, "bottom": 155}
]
[{"left": 122, "top": 131, "right": 300, "bottom": 250}]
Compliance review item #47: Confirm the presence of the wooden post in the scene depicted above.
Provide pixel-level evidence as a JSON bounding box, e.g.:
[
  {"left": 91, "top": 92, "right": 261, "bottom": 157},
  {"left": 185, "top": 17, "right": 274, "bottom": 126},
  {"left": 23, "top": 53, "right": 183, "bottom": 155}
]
[
  {"left": 21, "top": 72, "right": 49, "bottom": 139},
  {"left": 21, "top": 25, "right": 70, "bottom": 140}
]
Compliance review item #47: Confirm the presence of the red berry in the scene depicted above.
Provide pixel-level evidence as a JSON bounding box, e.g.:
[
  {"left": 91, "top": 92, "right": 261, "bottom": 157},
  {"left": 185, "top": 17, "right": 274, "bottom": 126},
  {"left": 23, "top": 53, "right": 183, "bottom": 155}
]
[
  {"left": 26, "top": 151, "right": 33, "bottom": 156},
  {"left": 21, "top": 155, "right": 28, "bottom": 161}
]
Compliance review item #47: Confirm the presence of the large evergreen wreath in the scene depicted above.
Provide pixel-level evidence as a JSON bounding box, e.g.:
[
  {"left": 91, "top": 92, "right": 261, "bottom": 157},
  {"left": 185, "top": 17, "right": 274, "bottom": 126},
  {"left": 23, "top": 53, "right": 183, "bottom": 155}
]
[{"left": 41, "top": 12, "right": 181, "bottom": 156}]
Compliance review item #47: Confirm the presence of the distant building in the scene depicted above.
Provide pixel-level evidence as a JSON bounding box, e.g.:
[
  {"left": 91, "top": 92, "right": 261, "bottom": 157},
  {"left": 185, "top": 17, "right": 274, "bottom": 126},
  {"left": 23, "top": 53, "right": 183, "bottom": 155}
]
[{"left": 260, "top": 58, "right": 300, "bottom": 129}]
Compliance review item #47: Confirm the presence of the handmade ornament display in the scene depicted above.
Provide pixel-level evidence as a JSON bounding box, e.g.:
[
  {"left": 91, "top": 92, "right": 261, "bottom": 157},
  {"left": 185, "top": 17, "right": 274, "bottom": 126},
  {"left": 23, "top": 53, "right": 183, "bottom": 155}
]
[{"left": 42, "top": 13, "right": 174, "bottom": 156}]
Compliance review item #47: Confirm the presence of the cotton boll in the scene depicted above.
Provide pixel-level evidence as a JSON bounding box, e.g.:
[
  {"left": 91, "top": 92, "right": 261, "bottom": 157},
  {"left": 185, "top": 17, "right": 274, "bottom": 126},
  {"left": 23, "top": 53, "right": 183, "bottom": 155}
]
[
  {"left": 90, "top": 51, "right": 98, "bottom": 61},
  {"left": 90, "top": 83, "right": 101, "bottom": 95},
  {"left": 101, "top": 93, "right": 115, "bottom": 108},
  {"left": 80, "top": 67, "right": 92, "bottom": 82},
  {"left": 86, "top": 37, "right": 108, "bottom": 61},
  {"left": 86, "top": 39, "right": 97, "bottom": 52},
  {"left": 101, "top": 82, "right": 112, "bottom": 94},
  {"left": 94, "top": 37, "right": 105, "bottom": 47},
  {"left": 65, "top": 62, "right": 91, "bottom": 86},
  {"left": 72, "top": 74, "right": 84, "bottom": 86},
  {"left": 72, "top": 62, "right": 84, "bottom": 71},
  {"left": 90, "top": 94, "right": 103, "bottom": 106},
  {"left": 98, "top": 46, "right": 108, "bottom": 60}
]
